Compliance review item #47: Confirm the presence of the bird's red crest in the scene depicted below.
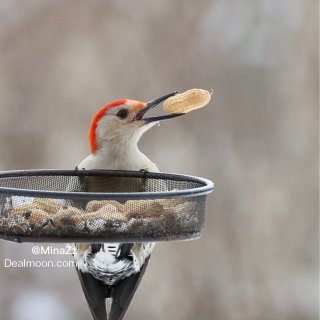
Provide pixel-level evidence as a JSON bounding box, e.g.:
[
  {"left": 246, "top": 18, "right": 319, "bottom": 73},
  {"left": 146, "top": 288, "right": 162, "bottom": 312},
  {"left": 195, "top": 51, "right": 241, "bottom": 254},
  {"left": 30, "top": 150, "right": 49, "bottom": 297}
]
[{"left": 89, "top": 99, "right": 127, "bottom": 153}]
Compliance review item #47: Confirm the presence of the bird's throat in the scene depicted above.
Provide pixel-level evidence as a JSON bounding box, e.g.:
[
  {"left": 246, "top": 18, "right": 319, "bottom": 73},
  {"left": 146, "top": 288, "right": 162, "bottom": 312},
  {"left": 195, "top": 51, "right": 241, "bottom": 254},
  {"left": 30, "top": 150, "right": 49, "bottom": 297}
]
[{"left": 93, "top": 140, "right": 158, "bottom": 172}]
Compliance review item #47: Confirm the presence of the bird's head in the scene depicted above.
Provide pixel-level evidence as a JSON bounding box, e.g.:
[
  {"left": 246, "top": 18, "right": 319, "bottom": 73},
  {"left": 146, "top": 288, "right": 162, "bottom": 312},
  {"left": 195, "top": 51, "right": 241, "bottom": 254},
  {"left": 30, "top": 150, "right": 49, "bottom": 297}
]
[{"left": 89, "top": 92, "right": 182, "bottom": 153}]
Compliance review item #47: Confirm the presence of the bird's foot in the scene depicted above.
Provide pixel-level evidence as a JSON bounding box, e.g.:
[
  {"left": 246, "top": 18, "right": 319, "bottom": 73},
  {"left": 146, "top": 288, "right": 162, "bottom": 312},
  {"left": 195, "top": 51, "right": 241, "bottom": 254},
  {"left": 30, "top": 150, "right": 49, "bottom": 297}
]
[
  {"left": 139, "top": 168, "right": 149, "bottom": 176},
  {"left": 74, "top": 166, "right": 86, "bottom": 171}
]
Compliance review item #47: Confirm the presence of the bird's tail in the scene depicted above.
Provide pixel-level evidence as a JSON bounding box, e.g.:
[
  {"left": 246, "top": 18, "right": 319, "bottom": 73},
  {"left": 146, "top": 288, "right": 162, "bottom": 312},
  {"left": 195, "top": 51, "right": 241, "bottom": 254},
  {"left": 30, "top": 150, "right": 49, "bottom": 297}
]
[
  {"left": 76, "top": 250, "right": 151, "bottom": 320},
  {"left": 108, "top": 256, "right": 150, "bottom": 320}
]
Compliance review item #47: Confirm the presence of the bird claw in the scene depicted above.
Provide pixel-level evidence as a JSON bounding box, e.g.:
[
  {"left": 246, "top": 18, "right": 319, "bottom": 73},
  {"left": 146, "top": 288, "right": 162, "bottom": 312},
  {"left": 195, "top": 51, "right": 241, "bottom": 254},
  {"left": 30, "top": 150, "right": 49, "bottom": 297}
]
[
  {"left": 139, "top": 169, "right": 149, "bottom": 176},
  {"left": 74, "top": 166, "right": 86, "bottom": 171}
]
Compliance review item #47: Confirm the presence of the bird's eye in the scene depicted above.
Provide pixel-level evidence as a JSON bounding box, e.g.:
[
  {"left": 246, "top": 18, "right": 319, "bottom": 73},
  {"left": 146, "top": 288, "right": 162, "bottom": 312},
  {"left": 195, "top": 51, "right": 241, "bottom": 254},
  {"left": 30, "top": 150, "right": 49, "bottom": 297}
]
[{"left": 116, "top": 109, "right": 129, "bottom": 119}]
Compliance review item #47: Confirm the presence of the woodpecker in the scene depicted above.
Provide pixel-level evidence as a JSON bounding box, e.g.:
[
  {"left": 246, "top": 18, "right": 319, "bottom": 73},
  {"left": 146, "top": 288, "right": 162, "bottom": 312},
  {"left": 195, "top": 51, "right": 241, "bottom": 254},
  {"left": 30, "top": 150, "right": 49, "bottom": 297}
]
[{"left": 73, "top": 92, "right": 183, "bottom": 320}]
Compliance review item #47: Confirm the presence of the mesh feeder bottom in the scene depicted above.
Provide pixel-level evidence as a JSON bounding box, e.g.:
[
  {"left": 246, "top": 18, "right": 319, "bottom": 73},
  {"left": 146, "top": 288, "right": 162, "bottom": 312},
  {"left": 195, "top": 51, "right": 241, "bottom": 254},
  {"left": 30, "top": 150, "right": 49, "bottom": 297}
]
[{"left": 0, "top": 170, "right": 213, "bottom": 243}]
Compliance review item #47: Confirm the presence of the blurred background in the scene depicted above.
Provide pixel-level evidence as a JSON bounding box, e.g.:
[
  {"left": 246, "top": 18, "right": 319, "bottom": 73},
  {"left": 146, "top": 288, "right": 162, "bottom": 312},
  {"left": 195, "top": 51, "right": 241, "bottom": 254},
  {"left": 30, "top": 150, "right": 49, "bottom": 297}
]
[{"left": 0, "top": 1, "right": 318, "bottom": 319}]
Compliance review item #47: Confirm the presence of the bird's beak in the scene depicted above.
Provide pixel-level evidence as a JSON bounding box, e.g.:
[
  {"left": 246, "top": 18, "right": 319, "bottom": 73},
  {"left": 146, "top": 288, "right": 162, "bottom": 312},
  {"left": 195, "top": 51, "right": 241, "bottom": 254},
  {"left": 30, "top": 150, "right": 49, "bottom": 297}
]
[{"left": 135, "top": 92, "right": 184, "bottom": 122}]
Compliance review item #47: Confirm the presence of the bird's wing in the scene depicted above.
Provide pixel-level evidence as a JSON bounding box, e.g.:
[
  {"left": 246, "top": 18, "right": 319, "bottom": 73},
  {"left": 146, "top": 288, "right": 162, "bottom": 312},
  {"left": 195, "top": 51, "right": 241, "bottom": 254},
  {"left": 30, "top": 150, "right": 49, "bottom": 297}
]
[
  {"left": 116, "top": 243, "right": 134, "bottom": 260},
  {"left": 76, "top": 268, "right": 108, "bottom": 320},
  {"left": 109, "top": 256, "right": 150, "bottom": 320}
]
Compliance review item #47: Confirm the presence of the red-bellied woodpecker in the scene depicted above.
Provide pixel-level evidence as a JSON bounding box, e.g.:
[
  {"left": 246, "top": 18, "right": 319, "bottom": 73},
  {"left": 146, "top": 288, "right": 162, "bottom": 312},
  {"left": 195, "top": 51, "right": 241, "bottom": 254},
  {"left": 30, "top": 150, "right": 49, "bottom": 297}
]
[{"left": 73, "top": 92, "right": 182, "bottom": 320}]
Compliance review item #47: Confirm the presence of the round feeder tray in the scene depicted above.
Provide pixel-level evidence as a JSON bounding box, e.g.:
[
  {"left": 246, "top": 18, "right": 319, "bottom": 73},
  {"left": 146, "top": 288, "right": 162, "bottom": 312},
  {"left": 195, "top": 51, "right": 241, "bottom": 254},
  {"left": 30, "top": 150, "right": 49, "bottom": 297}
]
[{"left": 0, "top": 170, "right": 214, "bottom": 243}]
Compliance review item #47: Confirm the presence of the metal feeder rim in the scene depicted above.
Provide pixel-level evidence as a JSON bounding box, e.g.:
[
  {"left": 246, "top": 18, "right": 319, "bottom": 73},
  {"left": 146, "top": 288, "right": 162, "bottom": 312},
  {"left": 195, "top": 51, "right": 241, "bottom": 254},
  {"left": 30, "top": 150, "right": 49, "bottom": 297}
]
[{"left": 0, "top": 169, "right": 214, "bottom": 200}]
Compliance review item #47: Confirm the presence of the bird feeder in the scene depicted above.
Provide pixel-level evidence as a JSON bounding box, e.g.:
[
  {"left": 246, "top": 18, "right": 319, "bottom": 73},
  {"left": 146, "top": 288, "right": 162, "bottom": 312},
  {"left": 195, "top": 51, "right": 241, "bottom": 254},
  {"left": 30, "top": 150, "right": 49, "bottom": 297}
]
[{"left": 0, "top": 169, "right": 213, "bottom": 243}]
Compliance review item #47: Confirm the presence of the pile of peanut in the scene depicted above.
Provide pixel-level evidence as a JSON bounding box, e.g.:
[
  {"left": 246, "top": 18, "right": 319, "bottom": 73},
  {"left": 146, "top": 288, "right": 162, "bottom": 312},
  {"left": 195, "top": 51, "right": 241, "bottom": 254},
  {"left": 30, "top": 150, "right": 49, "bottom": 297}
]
[{"left": 0, "top": 197, "right": 197, "bottom": 236}]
